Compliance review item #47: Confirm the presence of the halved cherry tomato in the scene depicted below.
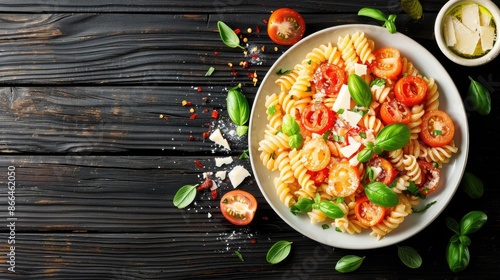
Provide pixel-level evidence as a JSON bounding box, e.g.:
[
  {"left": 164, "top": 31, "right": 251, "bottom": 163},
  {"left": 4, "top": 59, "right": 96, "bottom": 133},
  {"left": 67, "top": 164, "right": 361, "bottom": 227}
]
[
  {"left": 307, "top": 167, "right": 329, "bottom": 186},
  {"left": 394, "top": 76, "right": 428, "bottom": 106},
  {"left": 370, "top": 47, "right": 403, "bottom": 80},
  {"left": 380, "top": 98, "right": 412, "bottom": 125},
  {"left": 354, "top": 196, "right": 387, "bottom": 227},
  {"left": 267, "top": 8, "right": 306, "bottom": 45},
  {"left": 417, "top": 160, "right": 440, "bottom": 194},
  {"left": 366, "top": 157, "right": 397, "bottom": 185},
  {"left": 301, "top": 103, "right": 336, "bottom": 134},
  {"left": 220, "top": 190, "right": 257, "bottom": 226},
  {"left": 327, "top": 161, "right": 360, "bottom": 197},
  {"left": 301, "top": 138, "right": 331, "bottom": 171},
  {"left": 313, "top": 63, "right": 346, "bottom": 96},
  {"left": 420, "top": 110, "right": 455, "bottom": 147}
]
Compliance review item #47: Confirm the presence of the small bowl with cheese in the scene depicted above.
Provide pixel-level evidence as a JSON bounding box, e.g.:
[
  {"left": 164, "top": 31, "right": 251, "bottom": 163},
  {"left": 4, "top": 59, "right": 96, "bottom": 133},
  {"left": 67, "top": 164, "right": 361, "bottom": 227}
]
[{"left": 435, "top": 0, "right": 500, "bottom": 66}]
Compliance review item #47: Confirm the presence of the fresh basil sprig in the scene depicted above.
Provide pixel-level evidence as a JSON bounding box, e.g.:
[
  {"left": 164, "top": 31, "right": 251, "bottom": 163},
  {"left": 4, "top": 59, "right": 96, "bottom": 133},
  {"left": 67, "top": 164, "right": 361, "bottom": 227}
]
[
  {"left": 467, "top": 76, "right": 491, "bottom": 115},
  {"left": 460, "top": 172, "right": 484, "bottom": 199},
  {"left": 398, "top": 246, "right": 422, "bottom": 269},
  {"left": 335, "top": 255, "right": 365, "bottom": 273},
  {"left": 348, "top": 74, "right": 372, "bottom": 108},
  {"left": 290, "top": 194, "right": 344, "bottom": 219},
  {"left": 357, "top": 124, "right": 410, "bottom": 163},
  {"left": 446, "top": 211, "right": 487, "bottom": 272},
  {"left": 217, "top": 21, "right": 245, "bottom": 49},
  {"left": 358, "top": 7, "right": 397, "bottom": 33},
  {"left": 173, "top": 184, "right": 198, "bottom": 209},
  {"left": 227, "top": 84, "right": 250, "bottom": 136},
  {"left": 365, "top": 181, "right": 399, "bottom": 207},
  {"left": 281, "top": 114, "right": 303, "bottom": 149},
  {"left": 266, "top": 240, "right": 293, "bottom": 264}
]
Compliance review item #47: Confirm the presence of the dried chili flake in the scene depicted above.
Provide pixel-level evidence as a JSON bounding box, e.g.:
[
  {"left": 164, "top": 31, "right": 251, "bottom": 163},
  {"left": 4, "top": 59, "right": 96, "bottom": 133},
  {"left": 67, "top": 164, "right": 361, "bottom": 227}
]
[
  {"left": 188, "top": 135, "right": 195, "bottom": 141},
  {"left": 240, "top": 60, "right": 249, "bottom": 68},
  {"left": 204, "top": 108, "right": 209, "bottom": 113},
  {"left": 250, "top": 238, "right": 257, "bottom": 244},
  {"left": 263, "top": 19, "right": 268, "bottom": 24},
  {"left": 255, "top": 26, "right": 261, "bottom": 33},
  {"left": 197, "top": 176, "right": 213, "bottom": 191},
  {"left": 189, "top": 113, "right": 197, "bottom": 119},
  {"left": 182, "top": 100, "right": 193, "bottom": 106},
  {"left": 247, "top": 72, "right": 255, "bottom": 78},
  {"left": 234, "top": 28, "right": 241, "bottom": 35},
  {"left": 211, "top": 189, "right": 218, "bottom": 200},
  {"left": 252, "top": 54, "right": 259, "bottom": 59},
  {"left": 202, "top": 131, "right": 210, "bottom": 139},
  {"left": 197, "top": 87, "right": 203, "bottom": 92},
  {"left": 211, "top": 110, "right": 219, "bottom": 119},
  {"left": 194, "top": 160, "right": 204, "bottom": 168},
  {"left": 214, "top": 51, "right": 219, "bottom": 55}
]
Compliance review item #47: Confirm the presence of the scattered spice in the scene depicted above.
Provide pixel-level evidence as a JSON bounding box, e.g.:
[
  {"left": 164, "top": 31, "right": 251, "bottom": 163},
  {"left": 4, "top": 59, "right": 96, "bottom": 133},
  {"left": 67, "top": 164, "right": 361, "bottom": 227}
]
[
  {"left": 247, "top": 27, "right": 252, "bottom": 33},
  {"left": 194, "top": 160, "right": 204, "bottom": 168},
  {"left": 211, "top": 110, "right": 219, "bottom": 119},
  {"left": 211, "top": 189, "right": 218, "bottom": 200},
  {"left": 255, "top": 26, "right": 261, "bottom": 33},
  {"left": 197, "top": 175, "right": 213, "bottom": 191},
  {"left": 189, "top": 113, "right": 197, "bottom": 120},
  {"left": 234, "top": 28, "right": 241, "bottom": 35},
  {"left": 197, "top": 87, "right": 203, "bottom": 92},
  {"left": 189, "top": 108, "right": 195, "bottom": 113},
  {"left": 182, "top": 100, "right": 193, "bottom": 106},
  {"left": 189, "top": 135, "right": 195, "bottom": 141},
  {"left": 202, "top": 131, "right": 210, "bottom": 139},
  {"left": 263, "top": 19, "right": 268, "bottom": 24}
]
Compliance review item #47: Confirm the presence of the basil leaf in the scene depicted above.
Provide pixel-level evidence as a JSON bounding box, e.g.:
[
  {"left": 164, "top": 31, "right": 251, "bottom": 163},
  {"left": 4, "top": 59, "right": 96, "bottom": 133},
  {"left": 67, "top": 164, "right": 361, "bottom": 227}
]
[
  {"left": 266, "top": 240, "right": 293, "bottom": 264},
  {"left": 235, "top": 250, "right": 244, "bottom": 261},
  {"left": 357, "top": 146, "right": 374, "bottom": 163},
  {"left": 358, "top": 7, "right": 388, "bottom": 22},
  {"left": 217, "top": 21, "right": 244, "bottom": 49},
  {"left": 375, "top": 124, "right": 410, "bottom": 151},
  {"left": 173, "top": 184, "right": 198, "bottom": 209},
  {"left": 319, "top": 201, "right": 345, "bottom": 219},
  {"left": 446, "top": 241, "right": 470, "bottom": 273},
  {"left": 288, "top": 134, "right": 303, "bottom": 149},
  {"left": 370, "top": 78, "right": 386, "bottom": 87},
  {"left": 397, "top": 246, "right": 422, "bottom": 269},
  {"left": 290, "top": 198, "right": 314, "bottom": 215},
  {"left": 205, "top": 66, "right": 215, "bottom": 76},
  {"left": 459, "top": 235, "right": 472, "bottom": 246},
  {"left": 276, "top": 68, "right": 293, "bottom": 75},
  {"left": 460, "top": 171, "right": 484, "bottom": 199},
  {"left": 459, "top": 210, "right": 487, "bottom": 235},
  {"left": 446, "top": 217, "right": 460, "bottom": 234},
  {"left": 365, "top": 181, "right": 399, "bottom": 207},
  {"left": 348, "top": 74, "right": 372, "bottom": 108},
  {"left": 335, "top": 255, "right": 365, "bottom": 273},
  {"left": 384, "top": 14, "right": 397, "bottom": 34},
  {"left": 226, "top": 84, "right": 250, "bottom": 136},
  {"left": 282, "top": 114, "right": 300, "bottom": 136},
  {"left": 467, "top": 76, "right": 491, "bottom": 115},
  {"left": 401, "top": 0, "right": 423, "bottom": 20}
]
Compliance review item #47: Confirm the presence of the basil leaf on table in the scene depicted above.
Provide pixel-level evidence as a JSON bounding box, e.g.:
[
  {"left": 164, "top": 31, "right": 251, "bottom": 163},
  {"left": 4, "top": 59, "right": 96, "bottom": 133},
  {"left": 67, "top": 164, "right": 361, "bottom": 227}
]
[
  {"left": 460, "top": 171, "right": 484, "bottom": 199},
  {"left": 365, "top": 181, "right": 399, "bottom": 207},
  {"left": 266, "top": 240, "right": 293, "bottom": 264},
  {"left": 348, "top": 74, "right": 372, "bottom": 108},
  {"left": 335, "top": 255, "right": 365, "bottom": 273},
  {"left": 357, "top": 7, "right": 397, "bottom": 34},
  {"left": 173, "top": 184, "right": 198, "bottom": 209},
  {"left": 459, "top": 210, "right": 487, "bottom": 235},
  {"left": 467, "top": 76, "right": 491, "bottom": 115},
  {"left": 217, "top": 21, "right": 245, "bottom": 49},
  {"left": 398, "top": 246, "right": 422, "bottom": 269},
  {"left": 226, "top": 84, "right": 250, "bottom": 136},
  {"left": 447, "top": 240, "right": 470, "bottom": 273}
]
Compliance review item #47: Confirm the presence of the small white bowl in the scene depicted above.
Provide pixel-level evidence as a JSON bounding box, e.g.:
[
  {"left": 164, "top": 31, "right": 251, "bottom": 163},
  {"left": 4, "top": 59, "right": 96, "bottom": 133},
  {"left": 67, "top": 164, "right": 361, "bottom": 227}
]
[{"left": 435, "top": 0, "right": 500, "bottom": 66}]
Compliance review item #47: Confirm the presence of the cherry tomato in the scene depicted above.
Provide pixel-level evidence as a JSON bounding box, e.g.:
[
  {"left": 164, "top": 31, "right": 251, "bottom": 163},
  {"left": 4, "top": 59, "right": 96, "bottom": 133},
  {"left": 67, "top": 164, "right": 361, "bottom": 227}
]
[
  {"left": 301, "top": 103, "right": 336, "bottom": 134},
  {"left": 369, "top": 47, "right": 403, "bottom": 80},
  {"left": 307, "top": 168, "right": 329, "bottom": 186},
  {"left": 313, "top": 63, "right": 347, "bottom": 96},
  {"left": 267, "top": 8, "right": 306, "bottom": 45},
  {"left": 354, "top": 196, "right": 387, "bottom": 227},
  {"left": 301, "top": 138, "right": 331, "bottom": 172},
  {"left": 394, "top": 76, "right": 428, "bottom": 106},
  {"left": 327, "top": 161, "right": 360, "bottom": 197},
  {"left": 419, "top": 110, "right": 455, "bottom": 147},
  {"left": 380, "top": 98, "right": 412, "bottom": 125},
  {"left": 366, "top": 157, "right": 397, "bottom": 185},
  {"left": 417, "top": 160, "right": 440, "bottom": 195},
  {"left": 220, "top": 190, "right": 257, "bottom": 226}
]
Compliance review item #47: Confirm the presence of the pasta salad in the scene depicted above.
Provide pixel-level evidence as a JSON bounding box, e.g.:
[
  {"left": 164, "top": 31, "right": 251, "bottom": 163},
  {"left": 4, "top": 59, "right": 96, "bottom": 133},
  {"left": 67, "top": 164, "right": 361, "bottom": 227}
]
[{"left": 258, "top": 31, "right": 458, "bottom": 240}]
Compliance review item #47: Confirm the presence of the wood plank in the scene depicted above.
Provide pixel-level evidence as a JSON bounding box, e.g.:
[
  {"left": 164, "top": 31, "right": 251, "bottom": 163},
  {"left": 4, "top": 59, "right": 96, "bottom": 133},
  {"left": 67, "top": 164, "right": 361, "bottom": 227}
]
[
  {"left": 0, "top": 86, "right": 250, "bottom": 153},
  {"left": 0, "top": 13, "right": 438, "bottom": 85},
  {"left": 0, "top": 1, "right": 446, "bottom": 13}
]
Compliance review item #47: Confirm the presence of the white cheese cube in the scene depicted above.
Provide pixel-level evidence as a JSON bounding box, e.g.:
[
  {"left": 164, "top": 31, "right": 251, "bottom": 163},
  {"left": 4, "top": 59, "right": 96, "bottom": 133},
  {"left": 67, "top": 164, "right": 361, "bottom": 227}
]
[
  {"left": 209, "top": 128, "right": 231, "bottom": 150},
  {"left": 331, "top": 84, "right": 351, "bottom": 112},
  {"left": 461, "top": 3, "right": 480, "bottom": 32},
  {"left": 451, "top": 16, "right": 480, "bottom": 55},
  {"left": 228, "top": 165, "right": 251, "bottom": 188},
  {"left": 215, "top": 156, "right": 233, "bottom": 167}
]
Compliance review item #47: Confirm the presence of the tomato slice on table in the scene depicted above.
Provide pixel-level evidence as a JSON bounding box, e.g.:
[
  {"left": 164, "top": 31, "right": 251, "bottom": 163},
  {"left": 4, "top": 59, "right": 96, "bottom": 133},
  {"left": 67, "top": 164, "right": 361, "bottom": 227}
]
[
  {"left": 394, "top": 76, "right": 428, "bottom": 106},
  {"left": 419, "top": 110, "right": 455, "bottom": 147},
  {"left": 366, "top": 157, "right": 397, "bottom": 185},
  {"left": 354, "top": 196, "right": 387, "bottom": 227},
  {"left": 417, "top": 160, "right": 440, "bottom": 194},
  {"left": 369, "top": 47, "right": 402, "bottom": 80},
  {"left": 327, "top": 161, "right": 360, "bottom": 197},
  {"left": 313, "top": 63, "right": 346, "bottom": 96},
  {"left": 220, "top": 190, "right": 257, "bottom": 226},
  {"left": 380, "top": 98, "right": 412, "bottom": 125},
  {"left": 267, "top": 8, "right": 306, "bottom": 45},
  {"left": 301, "top": 103, "right": 336, "bottom": 134}
]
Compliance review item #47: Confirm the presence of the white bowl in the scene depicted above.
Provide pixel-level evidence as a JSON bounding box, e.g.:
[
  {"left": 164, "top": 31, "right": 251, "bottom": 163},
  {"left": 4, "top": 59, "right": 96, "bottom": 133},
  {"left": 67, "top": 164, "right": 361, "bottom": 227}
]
[
  {"left": 249, "top": 24, "right": 469, "bottom": 249},
  {"left": 435, "top": 0, "right": 500, "bottom": 66}
]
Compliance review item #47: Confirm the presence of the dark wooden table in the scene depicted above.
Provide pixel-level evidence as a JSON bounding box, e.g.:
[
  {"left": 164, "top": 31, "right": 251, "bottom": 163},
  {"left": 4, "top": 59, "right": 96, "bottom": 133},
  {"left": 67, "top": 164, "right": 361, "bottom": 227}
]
[{"left": 0, "top": 1, "right": 499, "bottom": 279}]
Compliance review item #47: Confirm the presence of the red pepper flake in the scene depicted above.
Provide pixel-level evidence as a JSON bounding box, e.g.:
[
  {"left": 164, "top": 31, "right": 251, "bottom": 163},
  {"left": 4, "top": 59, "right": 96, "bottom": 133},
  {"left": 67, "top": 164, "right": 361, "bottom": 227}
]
[
  {"left": 182, "top": 100, "right": 193, "bottom": 106},
  {"left": 252, "top": 54, "right": 259, "bottom": 59},
  {"left": 211, "top": 189, "right": 218, "bottom": 200},
  {"left": 250, "top": 238, "right": 257, "bottom": 244},
  {"left": 241, "top": 60, "right": 249, "bottom": 68},
  {"left": 197, "top": 87, "right": 203, "bottom": 92},
  {"left": 204, "top": 108, "right": 209, "bottom": 113},
  {"left": 194, "top": 160, "right": 204, "bottom": 168},
  {"left": 214, "top": 51, "right": 219, "bottom": 55},
  {"left": 263, "top": 19, "right": 268, "bottom": 24},
  {"left": 197, "top": 175, "right": 213, "bottom": 191},
  {"left": 234, "top": 28, "right": 241, "bottom": 35},
  {"left": 255, "top": 26, "right": 261, "bottom": 33},
  {"left": 230, "top": 67, "right": 238, "bottom": 77},
  {"left": 247, "top": 72, "right": 255, "bottom": 78},
  {"left": 189, "top": 113, "right": 198, "bottom": 120},
  {"left": 188, "top": 135, "right": 195, "bottom": 141},
  {"left": 211, "top": 110, "right": 219, "bottom": 119},
  {"left": 202, "top": 131, "right": 210, "bottom": 139}
]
